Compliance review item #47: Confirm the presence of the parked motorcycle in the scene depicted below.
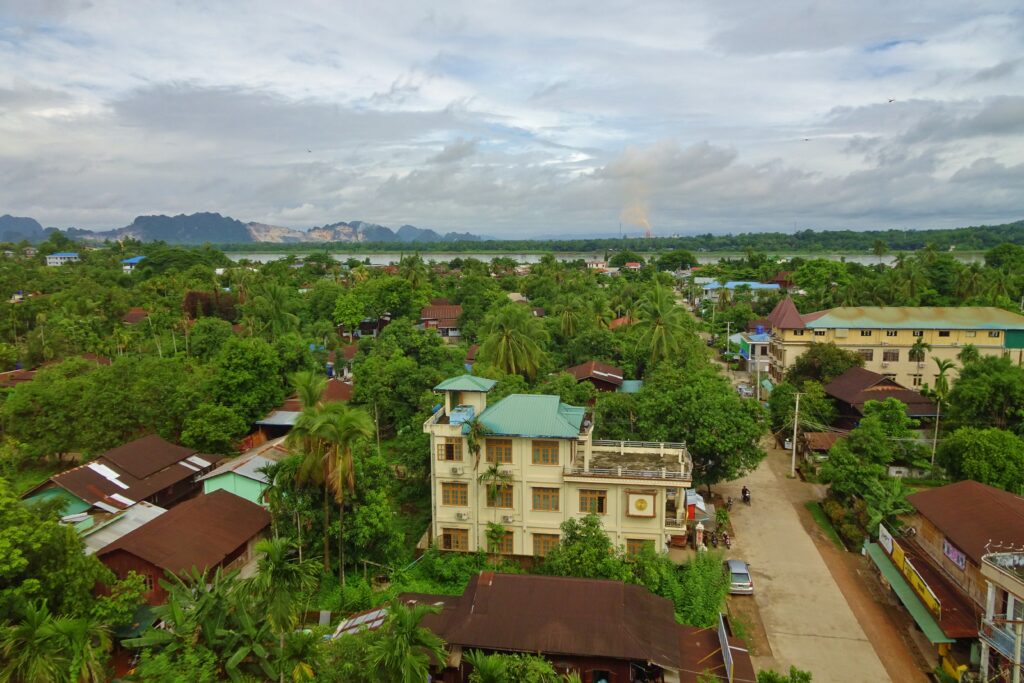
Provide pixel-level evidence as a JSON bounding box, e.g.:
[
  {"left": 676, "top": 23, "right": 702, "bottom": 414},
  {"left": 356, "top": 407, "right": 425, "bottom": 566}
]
[
  {"left": 722, "top": 531, "right": 731, "bottom": 549},
  {"left": 725, "top": 496, "right": 733, "bottom": 511},
  {"left": 710, "top": 530, "right": 719, "bottom": 548}
]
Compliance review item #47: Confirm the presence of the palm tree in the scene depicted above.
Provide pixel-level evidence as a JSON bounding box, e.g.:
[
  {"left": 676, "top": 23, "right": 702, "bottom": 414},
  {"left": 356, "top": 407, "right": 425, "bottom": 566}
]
[
  {"left": 287, "top": 408, "right": 335, "bottom": 571},
  {"left": 365, "top": 599, "right": 446, "bottom": 683},
  {"left": 635, "top": 285, "right": 689, "bottom": 367},
  {"left": 933, "top": 358, "right": 956, "bottom": 400},
  {"left": 0, "top": 600, "right": 70, "bottom": 683},
  {"left": 557, "top": 299, "right": 585, "bottom": 339},
  {"left": 464, "top": 418, "right": 490, "bottom": 471},
  {"left": 398, "top": 253, "right": 429, "bottom": 290},
  {"left": 464, "top": 649, "right": 506, "bottom": 683},
  {"left": 908, "top": 338, "right": 931, "bottom": 363},
  {"left": 291, "top": 370, "right": 327, "bottom": 410},
  {"left": 957, "top": 344, "right": 981, "bottom": 365},
  {"left": 320, "top": 403, "right": 375, "bottom": 586},
  {"left": 864, "top": 477, "right": 913, "bottom": 532},
  {"left": 49, "top": 614, "right": 112, "bottom": 683},
  {"left": 478, "top": 462, "right": 513, "bottom": 518},
  {"left": 245, "top": 538, "right": 320, "bottom": 683},
  {"left": 899, "top": 265, "right": 929, "bottom": 304},
  {"left": 478, "top": 304, "right": 548, "bottom": 380},
  {"left": 872, "top": 240, "right": 888, "bottom": 266},
  {"left": 246, "top": 282, "right": 300, "bottom": 339},
  {"left": 955, "top": 264, "right": 985, "bottom": 300}
]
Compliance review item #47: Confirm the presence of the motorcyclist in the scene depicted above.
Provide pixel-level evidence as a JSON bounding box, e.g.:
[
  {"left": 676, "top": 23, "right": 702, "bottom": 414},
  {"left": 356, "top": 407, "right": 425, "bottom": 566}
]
[{"left": 741, "top": 485, "right": 751, "bottom": 504}]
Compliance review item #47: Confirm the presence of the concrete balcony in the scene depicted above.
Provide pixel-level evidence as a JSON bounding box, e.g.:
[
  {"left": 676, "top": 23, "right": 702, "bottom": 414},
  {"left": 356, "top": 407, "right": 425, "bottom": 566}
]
[{"left": 566, "top": 440, "right": 692, "bottom": 484}]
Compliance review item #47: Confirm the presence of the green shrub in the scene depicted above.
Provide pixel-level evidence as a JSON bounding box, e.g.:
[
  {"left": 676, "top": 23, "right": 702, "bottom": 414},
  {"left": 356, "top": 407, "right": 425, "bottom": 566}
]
[
  {"left": 839, "top": 523, "right": 866, "bottom": 548},
  {"left": 822, "top": 499, "right": 845, "bottom": 526}
]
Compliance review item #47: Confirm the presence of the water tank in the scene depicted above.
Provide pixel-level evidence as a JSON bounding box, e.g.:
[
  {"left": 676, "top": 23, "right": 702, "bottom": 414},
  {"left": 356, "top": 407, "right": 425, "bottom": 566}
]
[
  {"left": 756, "top": 325, "right": 765, "bottom": 335},
  {"left": 449, "top": 405, "right": 476, "bottom": 426}
]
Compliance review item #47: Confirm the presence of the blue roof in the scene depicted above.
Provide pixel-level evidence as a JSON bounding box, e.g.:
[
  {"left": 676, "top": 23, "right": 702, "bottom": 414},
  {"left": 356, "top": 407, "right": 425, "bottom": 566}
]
[
  {"left": 121, "top": 256, "right": 145, "bottom": 264},
  {"left": 704, "top": 281, "right": 780, "bottom": 291},
  {"left": 51, "top": 252, "right": 79, "bottom": 258}
]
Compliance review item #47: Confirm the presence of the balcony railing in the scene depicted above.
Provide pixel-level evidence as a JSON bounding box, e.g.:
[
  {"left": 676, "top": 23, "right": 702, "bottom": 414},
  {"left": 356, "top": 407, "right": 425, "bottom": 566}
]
[
  {"left": 980, "top": 617, "right": 1024, "bottom": 663},
  {"left": 591, "top": 439, "right": 688, "bottom": 454},
  {"left": 563, "top": 466, "right": 692, "bottom": 481}
]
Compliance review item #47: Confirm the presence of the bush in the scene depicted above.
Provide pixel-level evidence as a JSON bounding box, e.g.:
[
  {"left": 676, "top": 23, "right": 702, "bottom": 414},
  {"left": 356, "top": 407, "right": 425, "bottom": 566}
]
[
  {"left": 715, "top": 507, "right": 730, "bottom": 528},
  {"left": 822, "top": 499, "right": 845, "bottom": 527},
  {"left": 839, "top": 523, "right": 866, "bottom": 548}
]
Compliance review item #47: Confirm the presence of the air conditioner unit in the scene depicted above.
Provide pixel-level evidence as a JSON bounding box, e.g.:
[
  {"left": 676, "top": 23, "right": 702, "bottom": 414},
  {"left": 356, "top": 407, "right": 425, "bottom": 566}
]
[
  {"left": 881, "top": 362, "right": 889, "bottom": 368},
  {"left": 450, "top": 466, "right": 463, "bottom": 475},
  {"left": 455, "top": 512, "right": 470, "bottom": 521},
  {"left": 501, "top": 515, "right": 515, "bottom": 524}
]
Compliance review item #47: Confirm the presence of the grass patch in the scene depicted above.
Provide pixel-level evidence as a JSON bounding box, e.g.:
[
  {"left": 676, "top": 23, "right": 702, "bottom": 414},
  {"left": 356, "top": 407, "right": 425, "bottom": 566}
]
[
  {"left": 805, "top": 501, "right": 846, "bottom": 551},
  {"left": 727, "top": 612, "right": 758, "bottom": 656},
  {"left": 4, "top": 462, "right": 62, "bottom": 495}
]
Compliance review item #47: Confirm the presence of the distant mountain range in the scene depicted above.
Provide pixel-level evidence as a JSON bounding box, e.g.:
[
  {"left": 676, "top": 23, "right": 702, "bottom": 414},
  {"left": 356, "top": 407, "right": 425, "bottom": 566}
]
[{"left": 0, "top": 212, "right": 482, "bottom": 244}]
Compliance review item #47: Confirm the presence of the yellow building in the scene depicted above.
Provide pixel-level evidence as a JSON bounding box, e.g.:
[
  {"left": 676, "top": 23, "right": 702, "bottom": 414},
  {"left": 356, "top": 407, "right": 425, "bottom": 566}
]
[
  {"left": 767, "top": 299, "right": 1024, "bottom": 388},
  {"left": 423, "top": 375, "right": 693, "bottom": 558}
]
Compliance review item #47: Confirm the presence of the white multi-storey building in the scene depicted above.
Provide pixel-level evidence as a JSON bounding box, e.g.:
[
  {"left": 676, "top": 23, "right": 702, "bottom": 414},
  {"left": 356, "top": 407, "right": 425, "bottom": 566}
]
[{"left": 423, "top": 375, "right": 693, "bottom": 558}]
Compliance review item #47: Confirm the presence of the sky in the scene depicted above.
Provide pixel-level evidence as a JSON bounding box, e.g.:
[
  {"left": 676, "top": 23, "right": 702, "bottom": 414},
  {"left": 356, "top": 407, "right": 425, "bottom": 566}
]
[{"left": 0, "top": 1, "right": 1022, "bottom": 238}]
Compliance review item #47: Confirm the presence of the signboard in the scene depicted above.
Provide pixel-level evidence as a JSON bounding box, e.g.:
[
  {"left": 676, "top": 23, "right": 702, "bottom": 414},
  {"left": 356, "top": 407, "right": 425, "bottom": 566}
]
[
  {"left": 943, "top": 539, "right": 967, "bottom": 570},
  {"left": 718, "top": 613, "right": 734, "bottom": 683},
  {"left": 626, "top": 492, "right": 656, "bottom": 518},
  {"left": 903, "top": 557, "right": 942, "bottom": 617},
  {"left": 878, "top": 523, "right": 894, "bottom": 554}
]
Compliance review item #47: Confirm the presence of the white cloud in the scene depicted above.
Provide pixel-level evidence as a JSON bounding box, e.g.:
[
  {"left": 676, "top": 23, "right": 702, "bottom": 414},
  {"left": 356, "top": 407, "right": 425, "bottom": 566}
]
[{"left": 0, "top": 0, "right": 1021, "bottom": 235}]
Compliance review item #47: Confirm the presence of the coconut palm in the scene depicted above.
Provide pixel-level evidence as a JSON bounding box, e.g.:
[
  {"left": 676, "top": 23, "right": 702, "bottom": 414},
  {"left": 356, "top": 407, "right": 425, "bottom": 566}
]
[
  {"left": 287, "top": 407, "right": 336, "bottom": 570},
  {"left": 557, "top": 299, "right": 585, "bottom": 339},
  {"left": 955, "top": 264, "right": 985, "bottom": 300},
  {"left": 320, "top": 403, "right": 375, "bottom": 586},
  {"left": 957, "top": 344, "right": 981, "bottom": 365},
  {"left": 635, "top": 284, "right": 689, "bottom": 367},
  {"left": 246, "top": 282, "right": 300, "bottom": 339},
  {"left": 872, "top": 239, "right": 888, "bottom": 265},
  {"left": 864, "top": 477, "right": 913, "bottom": 532},
  {"left": 398, "top": 253, "right": 429, "bottom": 290},
  {"left": 478, "top": 304, "right": 548, "bottom": 380},
  {"left": 49, "top": 614, "right": 112, "bottom": 683},
  {"left": 246, "top": 538, "right": 320, "bottom": 683},
  {"left": 908, "top": 338, "right": 931, "bottom": 363},
  {"left": 478, "top": 462, "right": 513, "bottom": 513},
  {"left": 464, "top": 649, "right": 506, "bottom": 683},
  {"left": 365, "top": 599, "right": 446, "bottom": 683},
  {"left": 291, "top": 370, "right": 327, "bottom": 411},
  {"left": 464, "top": 418, "right": 490, "bottom": 471},
  {"left": 933, "top": 358, "right": 956, "bottom": 400}
]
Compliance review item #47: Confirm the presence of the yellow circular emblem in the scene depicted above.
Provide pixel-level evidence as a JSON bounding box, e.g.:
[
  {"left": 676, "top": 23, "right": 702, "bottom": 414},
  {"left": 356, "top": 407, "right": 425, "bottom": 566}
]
[{"left": 634, "top": 498, "right": 648, "bottom": 511}]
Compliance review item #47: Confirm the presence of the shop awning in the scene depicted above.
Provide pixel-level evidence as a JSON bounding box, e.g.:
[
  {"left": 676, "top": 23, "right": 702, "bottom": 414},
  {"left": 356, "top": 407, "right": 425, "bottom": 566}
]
[{"left": 867, "top": 543, "right": 954, "bottom": 644}]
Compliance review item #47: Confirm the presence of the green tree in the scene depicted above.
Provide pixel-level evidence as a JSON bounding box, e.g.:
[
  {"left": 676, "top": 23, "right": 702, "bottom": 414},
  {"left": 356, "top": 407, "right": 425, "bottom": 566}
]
[
  {"left": 478, "top": 304, "right": 548, "bottom": 380},
  {"left": 333, "top": 291, "right": 365, "bottom": 342},
  {"left": 540, "top": 515, "right": 629, "bottom": 581},
  {"left": 785, "top": 343, "right": 863, "bottom": 385},
  {"left": 188, "top": 317, "right": 234, "bottom": 361},
  {"left": 634, "top": 285, "right": 690, "bottom": 369},
  {"left": 677, "top": 550, "right": 730, "bottom": 628},
  {"left": 908, "top": 338, "right": 931, "bottom": 363},
  {"left": 180, "top": 403, "right": 248, "bottom": 453},
  {"left": 818, "top": 445, "right": 886, "bottom": 501},
  {"left": 209, "top": 336, "right": 285, "bottom": 422},
  {"left": 656, "top": 249, "right": 698, "bottom": 271},
  {"left": 956, "top": 344, "right": 981, "bottom": 365},
  {"left": 244, "top": 282, "right": 300, "bottom": 338},
  {"left": 862, "top": 477, "right": 913, "bottom": 533},
  {"left": 365, "top": 598, "right": 446, "bottom": 683},
  {"left": 767, "top": 381, "right": 836, "bottom": 433},
  {"left": 938, "top": 427, "right": 1024, "bottom": 492},
  {"left": 946, "top": 356, "right": 1024, "bottom": 432},
  {"left": 608, "top": 250, "right": 644, "bottom": 268}
]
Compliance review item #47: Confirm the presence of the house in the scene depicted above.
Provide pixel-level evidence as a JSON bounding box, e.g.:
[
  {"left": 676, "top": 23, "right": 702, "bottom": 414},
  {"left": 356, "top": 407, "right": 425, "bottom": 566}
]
[
  {"left": 586, "top": 259, "right": 607, "bottom": 270},
  {"left": 727, "top": 329, "right": 771, "bottom": 377},
  {"left": 866, "top": 481, "right": 1024, "bottom": 680},
  {"left": 766, "top": 298, "right": 1024, "bottom": 386},
  {"left": 823, "top": 367, "right": 936, "bottom": 429},
  {"left": 45, "top": 252, "right": 79, "bottom": 267},
  {"left": 507, "top": 292, "right": 529, "bottom": 304},
  {"left": 423, "top": 375, "right": 692, "bottom": 557},
  {"left": 121, "top": 255, "right": 145, "bottom": 272},
  {"left": 701, "top": 281, "right": 780, "bottom": 303},
  {"left": 979, "top": 549, "right": 1024, "bottom": 681},
  {"left": 337, "top": 573, "right": 753, "bottom": 683},
  {"left": 800, "top": 431, "right": 840, "bottom": 464},
  {"left": 81, "top": 501, "right": 166, "bottom": 555},
  {"left": 623, "top": 261, "right": 643, "bottom": 271},
  {"left": 23, "top": 434, "right": 218, "bottom": 515},
  {"left": 249, "top": 377, "right": 353, "bottom": 446},
  {"left": 564, "top": 360, "right": 625, "bottom": 393},
  {"left": 23, "top": 247, "right": 37, "bottom": 257},
  {"left": 464, "top": 343, "right": 479, "bottom": 372},
  {"left": 608, "top": 315, "right": 635, "bottom": 330},
  {"left": 97, "top": 490, "right": 271, "bottom": 605},
  {"left": 198, "top": 437, "right": 288, "bottom": 505},
  {"left": 121, "top": 307, "right": 150, "bottom": 325},
  {"left": 765, "top": 271, "right": 794, "bottom": 289},
  {"left": 421, "top": 304, "right": 463, "bottom": 341}
]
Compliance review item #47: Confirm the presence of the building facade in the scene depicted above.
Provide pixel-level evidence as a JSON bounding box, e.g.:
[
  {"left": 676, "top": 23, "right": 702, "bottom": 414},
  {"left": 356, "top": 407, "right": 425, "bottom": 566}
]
[
  {"left": 45, "top": 251, "right": 79, "bottom": 266},
  {"left": 980, "top": 550, "right": 1024, "bottom": 682},
  {"left": 767, "top": 299, "right": 1024, "bottom": 387},
  {"left": 424, "top": 375, "right": 692, "bottom": 558}
]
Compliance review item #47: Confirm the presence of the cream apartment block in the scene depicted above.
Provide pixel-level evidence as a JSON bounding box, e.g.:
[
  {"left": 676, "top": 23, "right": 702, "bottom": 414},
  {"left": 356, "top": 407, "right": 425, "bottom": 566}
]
[
  {"left": 766, "top": 298, "right": 1024, "bottom": 388},
  {"left": 424, "top": 375, "right": 693, "bottom": 558}
]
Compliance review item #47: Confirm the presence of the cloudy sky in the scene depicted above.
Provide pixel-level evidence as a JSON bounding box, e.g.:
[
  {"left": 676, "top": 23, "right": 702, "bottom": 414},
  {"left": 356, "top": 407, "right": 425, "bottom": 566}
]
[{"left": 0, "top": 1, "right": 1022, "bottom": 237}]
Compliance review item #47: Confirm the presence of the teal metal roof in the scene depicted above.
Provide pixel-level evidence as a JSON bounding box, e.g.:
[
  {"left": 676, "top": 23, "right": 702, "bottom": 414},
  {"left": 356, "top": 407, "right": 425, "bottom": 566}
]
[
  {"left": 866, "top": 543, "right": 954, "bottom": 644},
  {"left": 477, "top": 394, "right": 585, "bottom": 438},
  {"left": 619, "top": 380, "right": 644, "bottom": 394},
  {"left": 804, "top": 307, "right": 1024, "bottom": 331},
  {"left": 434, "top": 375, "right": 498, "bottom": 392}
]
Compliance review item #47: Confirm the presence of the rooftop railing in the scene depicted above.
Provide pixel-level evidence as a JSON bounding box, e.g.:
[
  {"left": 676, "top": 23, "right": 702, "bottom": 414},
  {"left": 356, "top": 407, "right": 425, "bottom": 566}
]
[{"left": 563, "top": 465, "right": 692, "bottom": 481}]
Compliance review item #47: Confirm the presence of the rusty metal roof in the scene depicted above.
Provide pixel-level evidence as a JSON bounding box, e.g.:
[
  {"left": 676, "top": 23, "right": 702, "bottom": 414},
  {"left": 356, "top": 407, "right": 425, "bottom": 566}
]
[
  {"left": 805, "top": 306, "right": 1024, "bottom": 330},
  {"left": 564, "top": 360, "right": 625, "bottom": 386},
  {"left": 908, "top": 481, "right": 1024, "bottom": 566},
  {"left": 420, "top": 304, "right": 462, "bottom": 328},
  {"left": 803, "top": 432, "right": 840, "bottom": 452},
  {"left": 824, "top": 367, "right": 936, "bottom": 416},
  {"left": 403, "top": 573, "right": 682, "bottom": 669},
  {"left": 102, "top": 434, "right": 199, "bottom": 480},
  {"left": 97, "top": 489, "right": 270, "bottom": 574},
  {"left": 767, "top": 297, "right": 806, "bottom": 329}
]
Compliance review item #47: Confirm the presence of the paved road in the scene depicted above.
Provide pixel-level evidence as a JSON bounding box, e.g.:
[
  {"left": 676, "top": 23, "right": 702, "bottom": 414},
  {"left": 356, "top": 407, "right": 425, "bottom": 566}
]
[{"left": 721, "top": 450, "right": 892, "bottom": 683}]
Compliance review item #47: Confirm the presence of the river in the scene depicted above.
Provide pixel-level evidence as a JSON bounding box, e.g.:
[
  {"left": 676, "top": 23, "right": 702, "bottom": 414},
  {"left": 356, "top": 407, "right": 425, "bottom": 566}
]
[{"left": 225, "top": 251, "right": 985, "bottom": 266}]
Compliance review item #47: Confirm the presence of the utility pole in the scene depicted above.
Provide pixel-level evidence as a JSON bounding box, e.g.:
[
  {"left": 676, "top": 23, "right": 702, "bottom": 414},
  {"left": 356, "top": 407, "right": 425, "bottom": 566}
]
[
  {"left": 791, "top": 393, "right": 801, "bottom": 478},
  {"left": 931, "top": 398, "right": 941, "bottom": 467}
]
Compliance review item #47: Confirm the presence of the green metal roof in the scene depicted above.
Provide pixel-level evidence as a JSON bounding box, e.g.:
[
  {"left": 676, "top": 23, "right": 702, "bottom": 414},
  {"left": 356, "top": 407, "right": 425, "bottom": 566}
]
[
  {"left": 804, "top": 306, "right": 1024, "bottom": 331},
  {"left": 434, "top": 375, "right": 498, "bottom": 392},
  {"left": 477, "top": 394, "right": 586, "bottom": 438},
  {"left": 619, "top": 380, "right": 644, "bottom": 394},
  {"left": 866, "top": 543, "right": 954, "bottom": 644}
]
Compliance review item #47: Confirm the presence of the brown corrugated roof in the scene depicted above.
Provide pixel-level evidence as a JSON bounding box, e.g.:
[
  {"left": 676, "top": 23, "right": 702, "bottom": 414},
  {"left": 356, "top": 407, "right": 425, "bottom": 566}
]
[
  {"left": 465, "top": 343, "right": 479, "bottom": 362},
  {"left": 420, "top": 304, "right": 462, "bottom": 329},
  {"left": 565, "top": 360, "right": 625, "bottom": 386},
  {"left": 907, "top": 481, "right": 1024, "bottom": 565},
  {"left": 97, "top": 490, "right": 270, "bottom": 574},
  {"left": 102, "top": 434, "right": 198, "bottom": 480},
  {"left": 121, "top": 307, "right": 149, "bottom": 325},
  {"left": 803, "top": 432, "right": 840, "bottom": 452},
  {"left": 678, "top": 623, "right": 756, "bottom": 683},
  {"left": 0, "top": 368, "right": 36, "bottom": 387},
  {"left": 404, "top": 572, "right": 682, "bottom": 669},
  {"left": 280, "top": 377, "right": 353, "bottom": 411},
  {"left": 824, "top": 367, "right": 936, "bottom": 416},
  {"left": 899, "top": 537, "right": 981, "bottom": 637}
]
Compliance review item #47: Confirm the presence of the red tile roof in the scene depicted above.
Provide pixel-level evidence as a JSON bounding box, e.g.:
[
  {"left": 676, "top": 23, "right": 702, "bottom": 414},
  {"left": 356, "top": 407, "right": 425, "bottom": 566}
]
[
  {"left": 420, "top": 304, "right": 462, "bottom": 329},
  {"left": 766, "top": 297, "right": 805, "bottom": 329},
  {"left": 608, "top": 315, "right": 635, "bottom": 330},
  {"left": 565, "top": 360, "right": 625, "bottom": 387},
  {"left": 907, "top": 480, "right": 1024, "bottom": 566},
  {"left": 97, "top": 490, "right": 270, "bottom": 574}
]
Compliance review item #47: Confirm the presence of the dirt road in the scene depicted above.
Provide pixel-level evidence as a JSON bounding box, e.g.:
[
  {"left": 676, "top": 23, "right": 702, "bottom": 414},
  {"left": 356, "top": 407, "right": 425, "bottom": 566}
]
[{"left": 720, "top": 448, "right": 892, "bottom": 682}]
